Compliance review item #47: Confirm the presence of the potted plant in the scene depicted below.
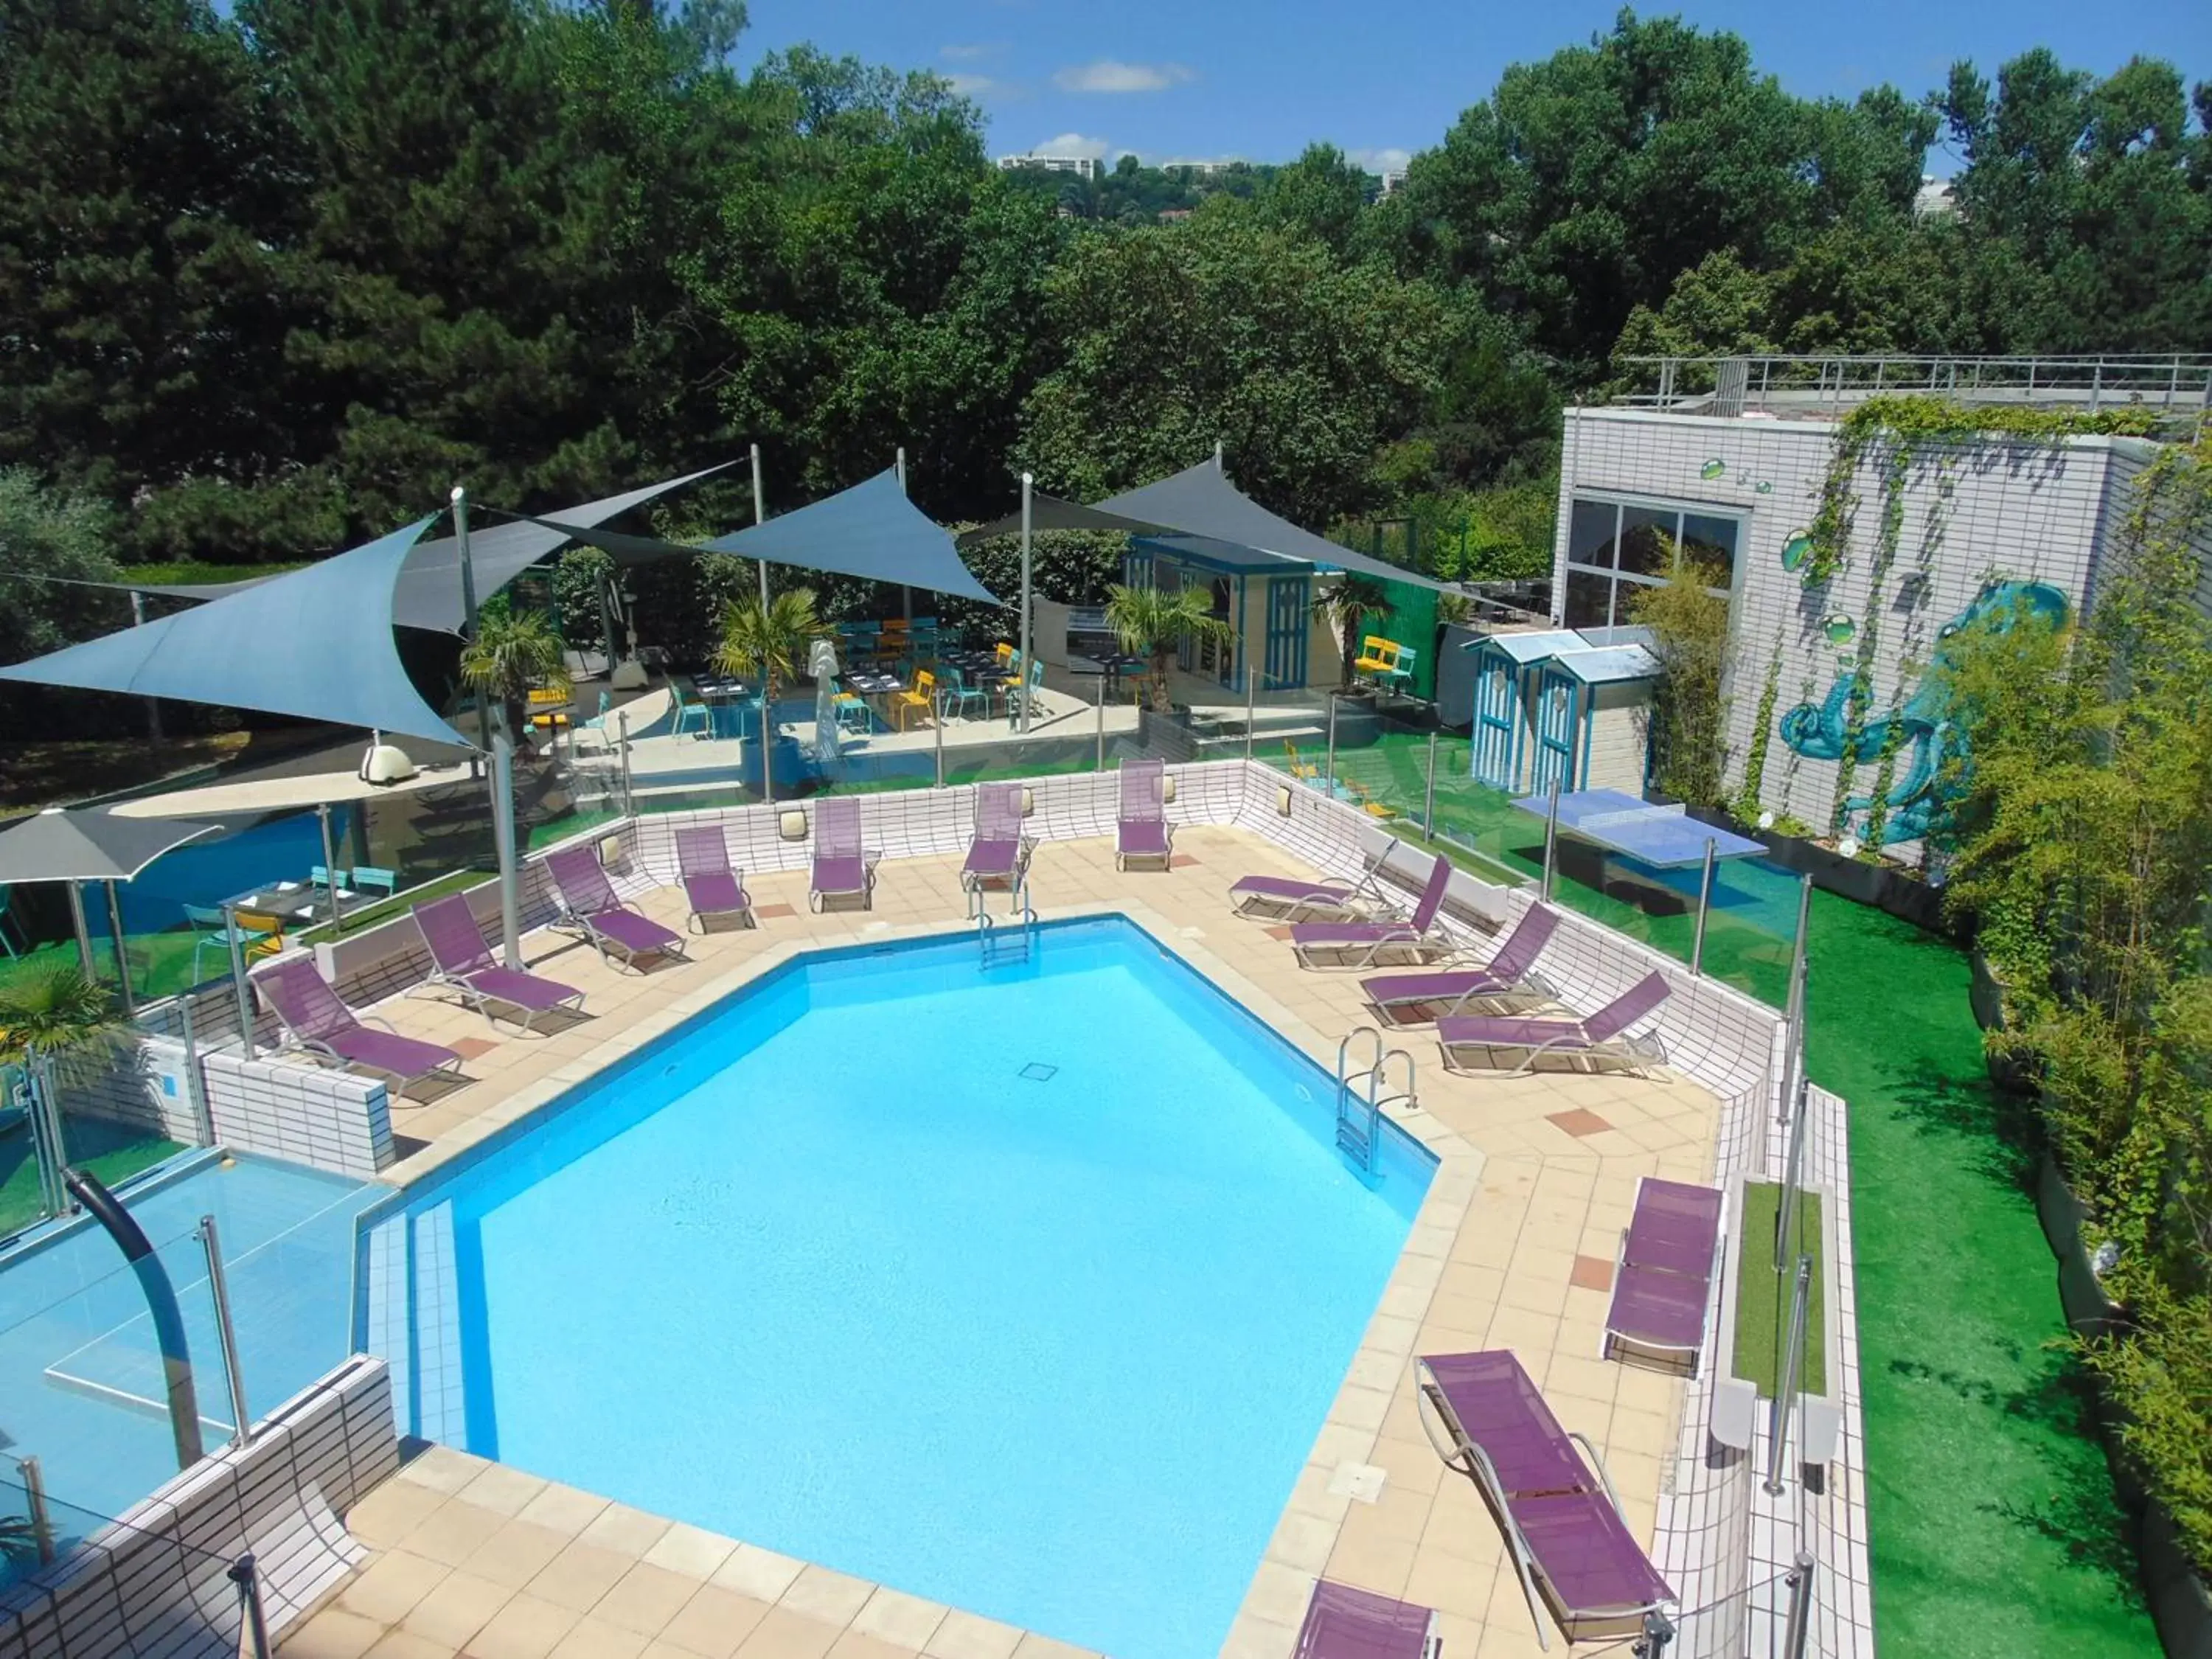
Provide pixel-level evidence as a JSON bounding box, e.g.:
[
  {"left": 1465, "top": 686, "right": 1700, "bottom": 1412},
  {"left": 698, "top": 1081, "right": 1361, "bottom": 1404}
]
[
  {"left": 0, "top": 964, "right": 129, "bottom": 1209},
  {"left": 1104, "top": 583, "right": 1234, "bottom": 714},
  {"left": 459, "top": 607, "right": 571, "bottom": 754},
  {"left": 715, "top": 588, "right": 828, "bottom": 787},
  {"left": 1311, "top": 574, "right": 1395, "bottom": 697}
]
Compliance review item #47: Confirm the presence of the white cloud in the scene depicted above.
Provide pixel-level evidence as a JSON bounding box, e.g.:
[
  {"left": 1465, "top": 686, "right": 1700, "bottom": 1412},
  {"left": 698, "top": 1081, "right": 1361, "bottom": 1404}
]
[
  {"left": 945, "top": 74, "right": 1001, "bottom": 97},
  {"left": 1346, "top": 146, "right": 1413, "bottom": 174},
  {"left": 940, "top": 43, "right": 1001, "bottom": 62},
  {"left": 1029, "top": 132, "right": 1118, "bottom": 161},
  {"left": 1052, "top": 59, "right": 1194, "bottom": 94}
]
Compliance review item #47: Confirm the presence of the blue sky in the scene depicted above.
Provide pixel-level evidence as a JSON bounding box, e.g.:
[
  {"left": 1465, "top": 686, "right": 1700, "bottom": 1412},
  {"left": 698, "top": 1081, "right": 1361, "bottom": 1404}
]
[{"left": 740, "top": 0, "right": 2212, "bottom": 176}]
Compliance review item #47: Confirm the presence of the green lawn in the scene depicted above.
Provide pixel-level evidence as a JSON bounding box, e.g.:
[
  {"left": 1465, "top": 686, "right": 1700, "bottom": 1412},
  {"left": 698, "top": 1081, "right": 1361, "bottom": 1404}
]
[
  {"left": 0, "top": 1116, "right": 183, "bottom": 1239},
  {"left": 297, "top": 867, "right": 495, "bottom": 942},
  {"left": 1733, "top": 1183, "right": 1827, "bottom": 1398}
]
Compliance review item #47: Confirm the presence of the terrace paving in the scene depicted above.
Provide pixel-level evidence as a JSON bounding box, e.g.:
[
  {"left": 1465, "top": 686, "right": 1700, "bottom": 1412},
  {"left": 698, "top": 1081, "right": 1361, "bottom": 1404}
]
[{"left": 280, "top": 823, "right": 1722, "bottom": 1659}]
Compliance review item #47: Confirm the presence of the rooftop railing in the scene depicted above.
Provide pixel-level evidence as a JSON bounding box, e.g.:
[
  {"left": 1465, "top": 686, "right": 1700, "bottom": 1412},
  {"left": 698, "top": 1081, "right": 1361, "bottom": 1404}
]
[{"left": 1615, "top": 352, "right": 2212, "bottom": 420}]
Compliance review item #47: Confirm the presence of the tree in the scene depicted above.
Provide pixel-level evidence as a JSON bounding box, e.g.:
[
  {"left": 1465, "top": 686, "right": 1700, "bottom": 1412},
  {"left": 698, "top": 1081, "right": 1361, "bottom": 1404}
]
[
  {"left": 1256, "top": 143, "right": 1368, "bottom": 254},
  {"left": 1627, "top": 557, "right": 1731, "bottom": 806},
  {"left": 714, "top": 587, "right": 826, "bottom": 702},
  {"left": 0, "top": 471, "right": 125, "bottom": 667},
  {"left": 1311, "top": 576, "right": 1395, "bottom": 692},
  {"left": 459, "top": 608, "right": 568, "bottom": 748},
  {"left": 1020, "top": 216, "right": 1458, "bottom": 527},
  {"left": 1104, "top": 584, "right": 1234, "bottom": 712},
  {"left": 0, "top": 964, "right": 127, "bottom": 1072}
]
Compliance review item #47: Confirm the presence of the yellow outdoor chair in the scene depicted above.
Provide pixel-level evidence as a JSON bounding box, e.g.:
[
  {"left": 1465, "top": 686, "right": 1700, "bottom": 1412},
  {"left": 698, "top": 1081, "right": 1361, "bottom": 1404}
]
[
  {"left": 1351, "top": 635, "right": 1404, "bottom": 685},
  {"left": 1282, "top": 738, "right": 1320, "bottom": 784},
  {"left": 892, "top": 669, "right": 937, "bottom": 731}
]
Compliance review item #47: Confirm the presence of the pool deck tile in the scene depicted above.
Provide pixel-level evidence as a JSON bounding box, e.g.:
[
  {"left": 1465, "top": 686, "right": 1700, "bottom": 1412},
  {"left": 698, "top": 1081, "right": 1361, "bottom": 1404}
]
[{"left": 282, "top": 824, "right": 1717, "bottom": 1659}]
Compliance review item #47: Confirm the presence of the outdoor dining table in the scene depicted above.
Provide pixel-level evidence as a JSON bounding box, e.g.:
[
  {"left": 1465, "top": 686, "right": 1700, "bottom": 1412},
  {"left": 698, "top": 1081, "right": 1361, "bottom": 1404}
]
[
  {"left": 692, "top": 678, "right": 757, "bottom": 740},
  {"left": 223, "top": 880, "right": 327, "bottom": 927}
]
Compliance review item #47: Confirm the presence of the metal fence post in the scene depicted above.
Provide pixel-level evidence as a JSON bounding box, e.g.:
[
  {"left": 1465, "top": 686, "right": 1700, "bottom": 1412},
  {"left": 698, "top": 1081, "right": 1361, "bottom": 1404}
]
[
  {"left": 1781, "top": 1550, "right": 1817, "bottom": 1659},
  {"left": 761, "top": 695, "right": 777, "bottom": 809},
  {"left": 1324, "top": 695, "right": 1338, "bottom": 795},
  {"left": 1424, "top": 732, "right": 1439, "bottom": 838},
  {"left": 616, "top": 712, "right": 633, "bottom": 818},
  {"left": 179, "top": 992, "right": 214, "bottom": 1146},
  {"left": 1244, "top": 649, "right": 1256, "bottom": 762},
  {"left": 1540, "top": 770, "right": 1562, "bottom": 902},
  {"left": 316, "top": 802, "right": 343, "bottom": 934},
  {"left": 196, "top": 1214, "right": 253, "bottom": 1447},
  {"left": 933, "top": 698, "right": 945, "bottom": 788},
  {"left": 223, "top": 902, "right": 255, "bottom": 1061},
  {"left": 1690, "top": 837, "right": 1717, "bottom": 974},
  {"left": 1764, "top": 1254, "right": 1813, "bottom": 1494},
  {"left": 19, "top": 1455, "right": 55, "bottom": 1565},
  {"left": 1095, "top": 672, "right": 1107, "bottom": 771},
  {"left": 230, "top": 1553, "right": 272, "bottom": 1659}
]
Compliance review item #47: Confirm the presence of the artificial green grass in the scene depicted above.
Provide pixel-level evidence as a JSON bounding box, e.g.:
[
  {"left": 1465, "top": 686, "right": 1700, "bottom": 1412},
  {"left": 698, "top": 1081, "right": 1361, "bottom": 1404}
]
[
  {"left": 0, "top": 1118, "right": 183, "bottom": 1239},
  {"left": 1732, "top": 1183, "right": 1827, "bottom": 1398},
  {"left": 297, "top": 867, "right": 494, "bottom": 942},
  {"left": 1807, "top": 896, "right": 2157, "bottom": 1657},
  {"left": 0, "top": 932, "right": 206, "bottom": 1005}
]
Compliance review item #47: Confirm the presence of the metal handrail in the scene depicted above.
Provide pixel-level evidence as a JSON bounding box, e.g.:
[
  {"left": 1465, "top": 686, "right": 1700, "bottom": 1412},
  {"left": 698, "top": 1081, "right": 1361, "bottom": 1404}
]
[{"left": 1615, "top": 351, "right": 2212, "bottom": 417}]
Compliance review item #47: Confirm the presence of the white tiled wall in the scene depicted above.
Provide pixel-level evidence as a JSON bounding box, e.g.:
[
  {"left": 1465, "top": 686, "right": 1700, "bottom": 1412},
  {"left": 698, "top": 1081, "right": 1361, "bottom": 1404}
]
[
  {"left": 1556, "top": 409, "right": 2132, "bottom": 858},
  {"left": 0, "top": 1355, "right": 395, "bottom": 1658},
  {"left": 201, "top": 1050, "right": 393, "bottom": 1178}
]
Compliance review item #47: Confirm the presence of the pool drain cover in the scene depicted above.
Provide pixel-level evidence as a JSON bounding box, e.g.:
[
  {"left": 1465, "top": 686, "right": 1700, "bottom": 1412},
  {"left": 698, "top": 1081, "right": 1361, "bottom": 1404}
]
[{"left": 1020, "top": 1062, "right": 1058, "bottom": 1082}]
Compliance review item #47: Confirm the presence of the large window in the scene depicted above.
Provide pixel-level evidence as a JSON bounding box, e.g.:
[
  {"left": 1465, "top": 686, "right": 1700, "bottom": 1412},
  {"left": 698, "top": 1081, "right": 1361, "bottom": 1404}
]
[{"left": 1562, "top": 497, "right": 1739, "bottom": 631}]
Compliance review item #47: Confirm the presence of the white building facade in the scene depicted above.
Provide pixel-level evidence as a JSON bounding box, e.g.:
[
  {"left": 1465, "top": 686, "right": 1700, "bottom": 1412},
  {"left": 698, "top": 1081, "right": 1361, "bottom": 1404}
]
[{"left": 1547, "top": 406, "right": 2168, "bottom": 858}]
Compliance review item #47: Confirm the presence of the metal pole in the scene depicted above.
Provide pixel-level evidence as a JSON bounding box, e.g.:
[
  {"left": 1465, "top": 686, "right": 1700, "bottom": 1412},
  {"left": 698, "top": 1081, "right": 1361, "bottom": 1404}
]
[
  {"left": 18, "top": 1455, "right": 54, "bottom": 1565},
  {"left": 1244, "top": 640, "right": 1257, "bottom": 761},
  {"left": 1541, "top": 769, "right": 1562, "bottom": 902},
  {"left": 1214, "top": 439, "right": 1224, "bottom": 472},
  {"left": 129, "top": 590, "right": 162, "bottom": 742},
  {"left": 616, "top": 712, "right": 633, "bottom": 817},
  {"left": 1764, "top": 1254, "right": 1813, "bottom": 1493},
  {"left": 933, "top": 691, "right": 945, "bottom": 788},
  {"left": 489, "top": 731, "right": 524, "bottom": 970},
  {"left": 196, "top": 1214, "right": 253, "bottom": 1447},
  {"left": 897, "top": 447, "right": 911, "bottom": 625},
  {"left": 762, "top": 693, "right": 776, "bottom": 809},
  {"left": 1095, "top": 670, "right": 1107, "bottom": 770},
  {"left": 104, "top": 880, "right": 135, "bottom": 1015},
  {"left": 596, "top": 575, "right": 618, "bottom": 681},
  {"left": 316, "top": 803, "right": 343, "bottom": 933},
  {"left": 451, "top": 486, "right": 487, "bottom": 777},
  {"left": 180, "top": 991, "right": 214, "bottom": 1146},
  {"left": 230, "top": 1554, "right": 273, "bottom": 1659},
  {"left": 66, "top": 880, "right": 96, "bottom": 981},
  {"left": 223, "top": 901, "right": 255, "bottom": 1061},
  {"left": 1775, "top": 1024, "right": 1811, "bottom": 1271},
  {"left": 1424, "top": 732, "right": 1439, "bottom": 838},
  {"left": 1690, "top": 836, "right": 1717, "bottom": 975},
  {"left": 1781, "top": 1550, "right": 1817, "bottom": 1659},
  {"left": 32, "top": 1055, "right": 71, "bottom": 1216},
  {"left": 1018, "top": 473, "right": 1034, "bottom": 734},
  {"left": 749, "top": 442, "right": 770, "bottom": 611},
  {"left": 1324, "top": 695, "right": 1338, "bottom": 795}
]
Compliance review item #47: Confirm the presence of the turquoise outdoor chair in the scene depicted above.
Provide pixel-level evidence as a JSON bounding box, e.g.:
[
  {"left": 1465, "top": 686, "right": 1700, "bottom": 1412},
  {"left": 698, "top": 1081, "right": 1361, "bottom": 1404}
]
[
  {"left": 669, "top": 684, "right": 711, "bottom": 740},
  {"left": 942, "top": 667, "right": 988, "bottom": 722},
  {"left": 352, "top": 866, "right": 399, "bottom": 898},
  {"left": 185, "top": 902, "right": 276, "bottom": 984}
]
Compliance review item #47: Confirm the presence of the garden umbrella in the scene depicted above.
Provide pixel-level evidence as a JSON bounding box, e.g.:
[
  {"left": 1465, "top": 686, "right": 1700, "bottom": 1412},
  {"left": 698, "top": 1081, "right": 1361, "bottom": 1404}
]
[{"left": 0, "top": 807, "right": 224, "bottom": 1006}]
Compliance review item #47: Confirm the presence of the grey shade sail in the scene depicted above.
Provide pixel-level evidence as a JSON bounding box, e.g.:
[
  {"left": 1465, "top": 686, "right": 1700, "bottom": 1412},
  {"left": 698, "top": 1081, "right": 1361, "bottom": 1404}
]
[
  {"left": 564, "top": 469, "right": 1004, "bottom": 605},
  {"left": 0, "top": 515, "right": 472, "bottom": 747},
  {"left": 0, "top": 807, "right": 223, "bottom": 883},
  {"left": 959, "top": 461, "right": 1462, "bottom": 594},
  {"left": 392, "top": 463, "right": 734, "bottom": 633}
]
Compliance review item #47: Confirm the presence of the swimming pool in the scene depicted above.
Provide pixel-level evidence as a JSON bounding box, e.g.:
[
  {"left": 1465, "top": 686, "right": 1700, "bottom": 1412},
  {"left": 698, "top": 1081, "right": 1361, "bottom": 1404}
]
[{"left": 364, "top": 917, "right": 1433, "bottom": 1658}]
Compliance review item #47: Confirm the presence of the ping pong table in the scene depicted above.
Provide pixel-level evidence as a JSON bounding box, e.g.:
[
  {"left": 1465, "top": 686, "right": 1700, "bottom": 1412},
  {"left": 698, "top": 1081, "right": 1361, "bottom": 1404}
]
[{"left": 1509, "top": 788, "right": 1765, "bottom": 869}]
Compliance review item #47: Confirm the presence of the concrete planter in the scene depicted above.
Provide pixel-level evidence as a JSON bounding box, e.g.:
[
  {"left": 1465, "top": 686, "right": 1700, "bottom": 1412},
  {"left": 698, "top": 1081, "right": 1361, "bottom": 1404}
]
[
  {"left": 1969, "top": 946, "right": 2040, "bottom": 1095},
  {"left": 1725, "top": 815, "right": 1950, "bottom": 933}
]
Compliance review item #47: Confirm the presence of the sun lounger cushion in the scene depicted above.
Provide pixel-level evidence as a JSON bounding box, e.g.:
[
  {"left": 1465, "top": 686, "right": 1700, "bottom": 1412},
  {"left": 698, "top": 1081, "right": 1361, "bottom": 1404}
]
[{"left": 1293, "top": 1580, "right": 1436, "bottom": 1659}]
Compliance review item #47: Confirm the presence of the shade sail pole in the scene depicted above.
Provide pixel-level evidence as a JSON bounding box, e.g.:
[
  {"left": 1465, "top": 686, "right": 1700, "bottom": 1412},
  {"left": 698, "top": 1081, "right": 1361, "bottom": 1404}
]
[
  {"left": 452, "top": 486, "right": 487, "bottom": 775},
  {"left": 104, "top": 881, "right": 135, "bottom": 1015},
  {"left": 1214, "top": 439, "right": 1224, "bottom": 473},
  {"left": 66, "top": 882, "right": 95, "bottom": 980},
  {"left": 749, "top": 443, "right": 769, "bottom": 610},
  {"left": 1018, "top": 473, "right": 1034, "bottom": 734},
  {"left": 128, "top": 591, "right": 161, "bottom": 744},
  {"left": 896, "top": 448, "right": 911, "bottom": 625},
  {"left": 490, "top": 731, "right": 524, "bottom": 970}
]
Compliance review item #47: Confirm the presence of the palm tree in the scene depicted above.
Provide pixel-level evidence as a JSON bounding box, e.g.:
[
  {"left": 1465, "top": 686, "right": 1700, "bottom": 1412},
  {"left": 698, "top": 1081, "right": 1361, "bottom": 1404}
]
[
  {"left": 0, "top": 964, "right": 127, "bottom": 1079},
  {"left": 1104, "top": 583, "right": 1236, "bottom": 713},
  {"left": 460, "top": 609, "right": 570, "bottom": 749},
  {"left": 714, "top": 588, "right": 827, "bottom": 703},
  {"left": 1312, "top": 574, "right": 1395, "bottom": 692}
]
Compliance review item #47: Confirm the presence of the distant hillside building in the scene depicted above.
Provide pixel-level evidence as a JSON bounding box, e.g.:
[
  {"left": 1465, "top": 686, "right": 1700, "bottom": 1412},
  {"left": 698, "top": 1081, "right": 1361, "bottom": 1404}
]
[
  {"left": 1912, "top": 175, "right": 1958, "bottom": 220},
  {"left": 1380, "top": 170, "right": 1408, "bottom": 197},
  {"left": 996, "top": 153, "right": 1099, "bottom": 182}
]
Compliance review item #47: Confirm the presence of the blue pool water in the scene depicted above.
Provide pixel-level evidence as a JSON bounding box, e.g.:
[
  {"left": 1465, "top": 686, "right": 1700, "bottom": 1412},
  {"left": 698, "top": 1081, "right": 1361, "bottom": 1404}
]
[
  {"left": 0, "top": 1152, "right": 380, "bottom": 1534},
  {"left": 372, "top": 917, "right": 1432, "bottom": 1658}
]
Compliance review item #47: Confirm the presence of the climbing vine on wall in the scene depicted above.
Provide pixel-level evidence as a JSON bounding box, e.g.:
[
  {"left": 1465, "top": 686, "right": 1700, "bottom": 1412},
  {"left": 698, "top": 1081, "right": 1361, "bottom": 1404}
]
[
  {"left": 1733, "top": 638, "right": 1784, "bottom": 824},
  {"left": 1802, "top": 397, "right": 2160, "bottom": 590},
  {"left": 1831, "top": 443, "right": 1908, "bottom": 834}
]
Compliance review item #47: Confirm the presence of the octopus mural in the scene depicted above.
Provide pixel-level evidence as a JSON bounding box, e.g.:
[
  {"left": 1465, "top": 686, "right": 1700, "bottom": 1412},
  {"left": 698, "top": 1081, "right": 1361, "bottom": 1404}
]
[{"left": 1778, "top": 579, "right": 2069, "bottom": 844}]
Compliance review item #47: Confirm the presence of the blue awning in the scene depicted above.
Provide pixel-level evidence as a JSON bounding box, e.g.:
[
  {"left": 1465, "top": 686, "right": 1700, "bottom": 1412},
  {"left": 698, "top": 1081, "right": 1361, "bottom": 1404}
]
[
  {"left": 700, "top": 470, "right": 1003, "bottom": 605},
  {"left": 0, "top": 517, "right": 470, "bottom": 747}
]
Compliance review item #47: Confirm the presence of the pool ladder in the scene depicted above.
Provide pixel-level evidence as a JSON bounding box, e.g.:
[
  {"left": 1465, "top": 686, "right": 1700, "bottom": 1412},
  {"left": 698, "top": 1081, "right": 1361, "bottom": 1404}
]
[
  {"left": 975, "top": 876, "right": 1038, "bottom": 968},
  {"left": 1336, "top": 1026, "right": 1416, "bottom": 1172}
]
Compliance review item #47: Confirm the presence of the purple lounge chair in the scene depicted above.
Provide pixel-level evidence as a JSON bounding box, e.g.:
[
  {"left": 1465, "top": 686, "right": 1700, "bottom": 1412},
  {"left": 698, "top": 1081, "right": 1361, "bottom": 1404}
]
[
  {"left": 1604, "top": 1176, "right": 1725, "bottom": 1375},
  {"left": 675, "top": 826, "right": 754, "bottom": 932},
  {"left": 1115, "top": 757, "right": 1173, "bottom": 871},
  {"left": 1435, "top": 970, "right": 1671, "bottom": 1077},
  {"left": 809, "top": 796, "right": 878, "bottom": 911},
  {"left": 961, "top": 783, "right": 1033, "bottom": 893},
  {"left": 414, "top": 892, "right": 586, "bottom": 1034},
  {"left": 1293, "top": 1581, "right": 1440, "bottom": 1659},
  {"left": 252, "top": 955, "right": 465, "bottom": 1089},
  {"left": 1361, "top": 904, "right": 1559, "bottom": 1025},
  {"left": 1292, "top": 852, "right": 1455, "bottom": 969},
  {"left": 1416, "top": 1350, "right": 1673, "bottom": 1648},
  {"left": 1231, "top": 836, "right": 1405, "bottom": 923},
  {"left": 543, "top": 846, "right": 689, "bottom": 970}
]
